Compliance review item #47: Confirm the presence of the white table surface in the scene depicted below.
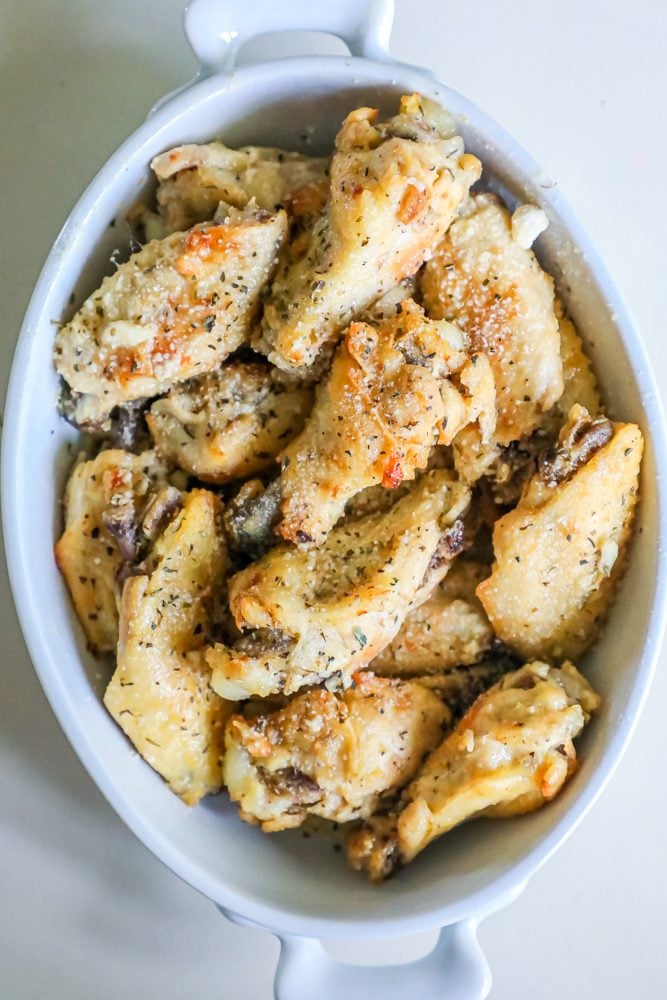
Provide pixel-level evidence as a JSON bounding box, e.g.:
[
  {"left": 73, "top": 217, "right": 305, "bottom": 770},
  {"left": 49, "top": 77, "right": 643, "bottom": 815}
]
[{"left": 1, "top": 1, "right": 665, "bottom": 996}]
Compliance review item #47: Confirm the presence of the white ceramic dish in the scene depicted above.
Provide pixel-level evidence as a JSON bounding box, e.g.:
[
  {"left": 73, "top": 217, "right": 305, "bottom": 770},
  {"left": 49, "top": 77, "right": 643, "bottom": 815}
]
[{"left": 3, "top": 1, "right": 666, "bottom": 996}]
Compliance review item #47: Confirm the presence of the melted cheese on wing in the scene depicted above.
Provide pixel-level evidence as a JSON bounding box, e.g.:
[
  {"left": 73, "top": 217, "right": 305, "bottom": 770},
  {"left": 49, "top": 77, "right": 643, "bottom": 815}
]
[
  {"left": 55, "top": 449, "right": 170, "bottom": 653},
  {"left": 275, "top": 299, "right": 471, "bottom": 545},
  {"left": 421, "top": 193, "right": 563, "bottom": 456},
  {"left": 150, "top": 143, "right": 329, "bottom": 233},
  {"left": 256, "top": 94, "right": 481, "bottom": 373},
  {"left": 104, "top": 490, "right": 234, "bottom": 805},
  {"left": 347, "top": 661, "right": 599, "bottom": 880},
  {"left": 223, "top": 671, "right": 448, "bottom": 831},
  {"left": 148, "top": 362, "right": 313, "bottom": 484},
  {"left": 207, "top": 470, "right": 470, "bottom": 699},
  {"left": 477, "top": 406, "right": 643, "bottom": 660},
  {"left": 55, "top": 205, "right": 287, "bottom": 426}
]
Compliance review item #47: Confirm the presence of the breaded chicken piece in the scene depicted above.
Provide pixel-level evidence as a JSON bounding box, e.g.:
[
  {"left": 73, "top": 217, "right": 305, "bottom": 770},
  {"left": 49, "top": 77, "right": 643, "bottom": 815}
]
[
  {"left": 540, "top": 301, "right": 602, "bottom": 436},
  {"left": 55, "top": 205, "right": 287, "bottom": 427},
  {"left": 223, "top": 671, "right": 448, "bottom": 831},
  {"left": 104, "top": 490, "right": 234, "bottom": 805},
  {"left": 347, "top": 661, "right": 599, "bottom": 880},
  {"left": 421, "top": 193, "right": 563, "bottom": 453},
  {"left": 275, "top": 299, "right": 474, "bottom": 545},
  {"left": 372, "top": 560, "right": 494, "bottom": 675},
  {"left": 477, "top": 405, "right": 643, "bottom": 660},
  {"left": 150, "top": 143, "right": 329, "bottom": 233},
  {"left": 148, "top": 362, "right": 313, "bottom": 484},
  {"left": 207, "top": 470, "right": 471, "bottom": 700},
  {"left": 55, "top": 449, "right": 170, "bottom": 653},
  {"left": 256, "top": 94, "right": 481, "bottom": 373}
]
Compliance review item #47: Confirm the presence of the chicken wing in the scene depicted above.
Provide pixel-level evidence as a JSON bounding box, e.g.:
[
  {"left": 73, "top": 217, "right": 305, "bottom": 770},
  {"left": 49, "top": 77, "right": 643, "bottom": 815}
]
[
  {"left": 55, "top": 204, "right": 287, "bottom": 427},
  {"left": 149, "top": 142, "right": 329, "bottom": 233},
  {"left": 372, "top": 560, "right": 494, "bottom": 675},
  {"left": 256, "top": 94, "right": 481, "bottom": 373},
  {"left": 207, "top": 470, "right": 471, "bottom": 700},
  {"left": 104, "top": 490, "right": 234, "bottom": 805},
  {"left": 275, "top": 299, "right": 474, "bottom": 545},
  {"left": 420, "top": 193, "right": 563, "bottom": 457},
  {"left": 54, "top": 448, "right": 171, "bottom": 653},
  {"left": 223, "top": 671, "right": 448, "bottom": 831},
  {"left": 347, "top": 661, "right": 599, "bottom": 880},
  {"left": 147, "top": 362, "right": 313, "bottom": 484},
  {"left": 477, "top": 405, "right": 643, "bottom": 660}
]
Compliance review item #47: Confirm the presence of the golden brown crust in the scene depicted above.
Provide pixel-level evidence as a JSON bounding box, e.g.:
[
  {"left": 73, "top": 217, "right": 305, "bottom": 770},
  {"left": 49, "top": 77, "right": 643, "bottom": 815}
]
[
  {"left": 477, "top": 406, "right": 644, "bottom": 660},
  {"left": 55, "top": 206, "right": 287, "bottom": 426},
  {"left": 148, "top": 362, "right": 313, "bottom": 484},
  {"left": 223, "top": 671, "right": 448, "bottom": 831},
  {"left": 275, "top": 300, "right": 471, "bottom": 545},
  {"left": 103, "top": 490, "right": 234, "bottom": 805},
  {"left": 150, "top": 143, "right": 329, "bottom": 233},
  {"left": 256, "top": 94, "right": 481, "bottom": 373},
  {"left": 421, "top": 193, "right": 563, "bottom": 452},
  {"left": 347, "top": 661, "right": 599, "bottom": 879}
]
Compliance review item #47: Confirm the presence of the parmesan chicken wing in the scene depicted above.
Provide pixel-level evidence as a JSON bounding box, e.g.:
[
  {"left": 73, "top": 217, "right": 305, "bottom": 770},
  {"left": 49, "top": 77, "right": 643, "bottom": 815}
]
[
  {"left": 147, "top": 362, "right": 313, "bottom": 484},
  {"left": 149, "top": 142, "right": 329, "bottom": 233},
  {"left": 223, "top": 671, "right": 448, "bottom": 831},
  {"left": 55, "top": 204, "right": 287, "bottom": 427},
  {"left": 477, "top": 405, "right": 643, "bottom": 660},
  {"left": 275, "top": 299, "right": 475, "bottom": 545},
  {"left": 55, "top": 448, "right": 171, "bottom": 654},
  {"left": 104, "top": 490, "right": 234, "bottom": 805},
  {"left": 207, "top": 470, "right": 471, "bottom": 700},
  {"left": 347, "top": 661, "right": 599, "bottom": 880},
  {"left": 372, "top": 560, "right": 494, "bottom": 675},
  {"left": 540, "top": 301, "right": 602, "bottom": 436},
  {"left": 421, "top": 193, "right": 563, "bottom": 462},
  {"left": 256, "top": 94, "right": 481, "bottom": 373}
]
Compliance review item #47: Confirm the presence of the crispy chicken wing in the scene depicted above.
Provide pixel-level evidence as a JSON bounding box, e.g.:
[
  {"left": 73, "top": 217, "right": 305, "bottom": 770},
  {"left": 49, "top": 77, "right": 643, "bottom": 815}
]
[
  {"left": 55, "top": 205, "right": 287, "bottom": 427},
  {"left": 477, "top": 406, "right": 643, "bottom": 660},
  {"left": 147, "top": 362, "right": 313, "bottom": 484},
  {"left": 54, "top": 449, "right": 171, "bottom": 653},
  {"left": 207, "top": 470, "right": 471, "bottom": 699},
  {"left": 149, "top": 143, "right": 329, "bottom": 233},
  {"left": 275, "top": 299, "right": 474, "bottom": 545},
  {"left": 104, "top": 490, "right": 234, "bottom": 805},
  {"left": 347, "top": 661, "right": 599, "bottom": 880},
  {"left": 540, "top": 301, "right": 601, "bottom": 436},
  {"left": 223, "top": 671, "right": 448, "bottom": 831},
  {"left": 421, "top": 193, "right": 563, "bottom": 458},
  {"left": 372, "top": 560, "right": 494, "bottom": 675},
  {"left": 256, "top": 94, "right": 481, "bottom": 373}
]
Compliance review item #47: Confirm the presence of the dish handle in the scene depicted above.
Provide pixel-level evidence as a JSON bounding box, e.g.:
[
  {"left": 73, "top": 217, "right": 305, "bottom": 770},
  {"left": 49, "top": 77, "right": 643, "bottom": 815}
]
[
  {"left": 183, "top": 0, "right": 395, "bottom": 75},
  {"left": 273, "top": 920, "right": 491, "bottom": 1000}
]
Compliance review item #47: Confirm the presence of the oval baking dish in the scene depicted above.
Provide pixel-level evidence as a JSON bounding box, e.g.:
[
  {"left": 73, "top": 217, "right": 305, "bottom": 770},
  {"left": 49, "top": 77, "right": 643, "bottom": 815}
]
[{"left": 3, "top": 2, "right": 666, "bottom": 996}]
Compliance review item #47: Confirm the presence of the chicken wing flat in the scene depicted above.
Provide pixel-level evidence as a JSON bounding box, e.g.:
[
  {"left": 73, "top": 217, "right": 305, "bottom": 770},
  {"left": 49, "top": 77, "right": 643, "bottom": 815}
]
[
  {"left": 372, "top": 560, "right": 494, "bottom": 675},
  {"left": 223, "top": 671, "right": 448, "bottom": 831},
  {"left": 256, "top": 94, "right": 481, "bottom": 373},
  {"left": 207, "top": 470, "right": 471, "bottom": 700},
  {"left": 104, "top": 490, "right": 234, "bottom": 805},
  {"left": 150, "top": 143, "right": 329, "bottom": 233},
  {"left": 347, "top": 661, "right": 599, "bottom": 880},
  {"left": 55, "top": 204, "right": 287, "bottom": 427},
  {"left": 55, "top": 448, "right": 171, "bottom": 653},
  {"left": 275, "top": 299, "right": 473, "bottom": 545},
  {"left": 147, "top": 362, "right": 313, "bottom": 484},
  {"left": 420, "top": 193, "right": 563, "bottom": 456},
  {"left": 477, "top": 405, "right": 643, "bottom": 660}
]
